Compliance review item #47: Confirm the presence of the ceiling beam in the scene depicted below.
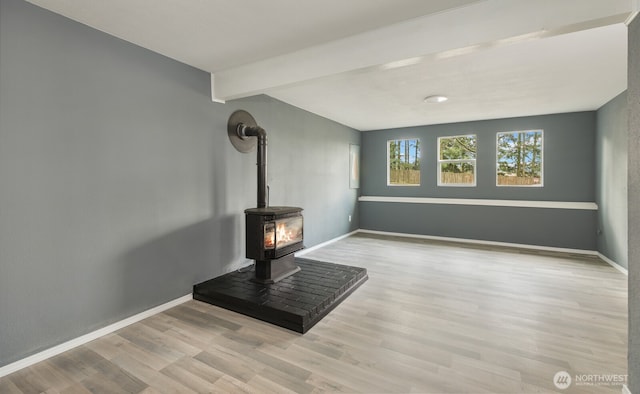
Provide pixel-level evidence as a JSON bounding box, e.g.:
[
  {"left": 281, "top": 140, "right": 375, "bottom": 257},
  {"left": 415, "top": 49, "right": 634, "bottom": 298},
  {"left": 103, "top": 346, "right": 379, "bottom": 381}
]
[{"left": 211, "top": 0, "right": 633, "bottom": 102}]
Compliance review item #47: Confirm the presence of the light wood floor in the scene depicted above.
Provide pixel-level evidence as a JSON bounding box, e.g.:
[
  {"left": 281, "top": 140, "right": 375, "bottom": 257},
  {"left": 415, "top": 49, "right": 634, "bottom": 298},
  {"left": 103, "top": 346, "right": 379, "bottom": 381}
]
[{"left": 0, "top": 233, "right": 628, "bottom": 393}]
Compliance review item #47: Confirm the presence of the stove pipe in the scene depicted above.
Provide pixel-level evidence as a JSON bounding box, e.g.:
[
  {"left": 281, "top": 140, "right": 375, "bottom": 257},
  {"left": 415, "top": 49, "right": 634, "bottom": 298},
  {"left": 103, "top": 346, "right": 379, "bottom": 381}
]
[{"left": 237, "top": 124, "right": 267, "bottom": 208}]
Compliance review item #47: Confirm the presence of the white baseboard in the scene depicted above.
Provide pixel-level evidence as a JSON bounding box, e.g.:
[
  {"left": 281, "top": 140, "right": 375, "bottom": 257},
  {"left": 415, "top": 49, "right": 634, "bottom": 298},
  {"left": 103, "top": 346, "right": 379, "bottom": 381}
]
[
  {"left": 357, "top": 229, "right": 629, "bottom": 275},
  {"left": 0, "top": 230, "right": 627, "bottom": 378},
  {"left": 0, "top": 229, "right": 358, "bottom": 378},
  {"left": 0, "top": 293, "right": 193, "bottom": 378},
  {"left": 357, "top": 229, "right": 599, "bottom": 256},
  {"left": 598, "top": 253, "right": 629, "bottom": 276},
  {"left": 296, "top": 230, "right": 359, "bottom": 256}
]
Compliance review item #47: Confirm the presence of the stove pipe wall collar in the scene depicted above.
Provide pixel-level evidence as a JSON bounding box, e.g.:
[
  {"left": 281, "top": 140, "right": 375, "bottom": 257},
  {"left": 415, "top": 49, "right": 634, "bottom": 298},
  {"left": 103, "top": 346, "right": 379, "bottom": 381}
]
[{"left": 227, "top": 110, "right": 268, "bottom": 208}]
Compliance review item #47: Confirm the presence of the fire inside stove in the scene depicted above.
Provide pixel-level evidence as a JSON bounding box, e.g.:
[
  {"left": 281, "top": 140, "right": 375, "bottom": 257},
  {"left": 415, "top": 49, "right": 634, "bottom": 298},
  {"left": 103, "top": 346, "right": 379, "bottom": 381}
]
[
  {"left": 264, "top": 216, "right": 303, "bottom": 250},
  {"left": 245, "top": 206, "right": 304, "bottom": 263}
]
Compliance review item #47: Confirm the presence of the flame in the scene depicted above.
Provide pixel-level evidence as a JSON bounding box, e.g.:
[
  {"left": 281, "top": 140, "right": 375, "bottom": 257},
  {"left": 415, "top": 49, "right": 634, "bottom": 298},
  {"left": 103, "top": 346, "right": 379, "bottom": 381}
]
[
  {"left": 264, "top": 231, "right": 275, "bottom": 249},
  {"left": 264, "top": 222, "right": 297, "bottom": 249},
  {"left": 264, "top": 219, "right": 302, "bottom": 250},
  {"left": 276, "top": 223, "right": 293, "bottom": 247}
]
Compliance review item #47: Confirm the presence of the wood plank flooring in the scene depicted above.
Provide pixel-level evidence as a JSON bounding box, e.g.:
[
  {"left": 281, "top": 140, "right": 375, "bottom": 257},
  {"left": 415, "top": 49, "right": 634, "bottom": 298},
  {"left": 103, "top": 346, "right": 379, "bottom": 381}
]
[{"left": 0, "top": 233, "right": 628, "bottom": 393}]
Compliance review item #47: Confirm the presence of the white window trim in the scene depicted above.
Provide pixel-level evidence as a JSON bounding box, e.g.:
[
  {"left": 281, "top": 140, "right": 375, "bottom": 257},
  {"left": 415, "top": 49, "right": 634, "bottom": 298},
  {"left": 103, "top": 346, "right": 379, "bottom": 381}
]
[
  {"left": 387, "top": 138, "right": 421, "bottom": 187},
  {"left": 437, "top": 134, "right": 477, "bottom": 187},
  {"left": 496, "top": 129, "right": 544, "bottom": 188}
]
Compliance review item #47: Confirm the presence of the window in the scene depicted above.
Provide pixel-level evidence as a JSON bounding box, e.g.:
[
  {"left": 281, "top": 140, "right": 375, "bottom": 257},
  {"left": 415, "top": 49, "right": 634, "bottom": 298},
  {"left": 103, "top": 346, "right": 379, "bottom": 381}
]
[
  {"left": 438, "top": 135, "right": 477, "bottom": 186},
  {"left": 496, "top": 130, "right": 543, "bottom": 186},
  {"left": 387, "top": 139, "right": 420, "bottom": 186}
]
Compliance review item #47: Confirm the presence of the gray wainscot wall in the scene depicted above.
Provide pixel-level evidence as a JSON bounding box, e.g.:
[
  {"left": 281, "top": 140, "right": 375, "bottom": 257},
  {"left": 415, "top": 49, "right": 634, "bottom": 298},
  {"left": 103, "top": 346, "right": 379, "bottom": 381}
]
[
  {"left": 359, "top": 112, "right": 598, "bottom": 250},
  {"left": 0, "top": 0, "right": 360, "bottom": 368}
]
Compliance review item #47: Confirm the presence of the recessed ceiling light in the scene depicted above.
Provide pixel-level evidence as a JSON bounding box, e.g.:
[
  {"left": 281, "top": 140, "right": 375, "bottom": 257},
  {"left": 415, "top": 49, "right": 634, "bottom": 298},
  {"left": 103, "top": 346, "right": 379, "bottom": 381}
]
[{"left": 424, "top": 95, "right": 448, "bottom": 103}]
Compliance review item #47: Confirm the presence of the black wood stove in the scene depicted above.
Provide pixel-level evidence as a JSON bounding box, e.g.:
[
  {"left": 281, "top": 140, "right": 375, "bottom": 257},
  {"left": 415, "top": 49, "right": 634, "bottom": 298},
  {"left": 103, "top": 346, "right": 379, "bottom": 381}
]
[
  {"left": 227, "top": 110, "right": 304, "bottom": 283},
  {"left": 245, "top": 206, "right": 303, "bottom": 283},
  {"left": 192, "top": 109, "right": 368, "bottom": 333}
]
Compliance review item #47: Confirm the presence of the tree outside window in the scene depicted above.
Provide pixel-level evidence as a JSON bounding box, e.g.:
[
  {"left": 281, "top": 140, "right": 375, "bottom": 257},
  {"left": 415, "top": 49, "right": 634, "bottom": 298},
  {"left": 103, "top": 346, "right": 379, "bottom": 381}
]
[
  {"left": 497, "top": 130, "right": 543, "bottom": 186},
  {"left": 438, "top": 135, "right": 477, "bottom": 186},
  {"left": 388, "top": 139, "right": 420, "bottom": 186}
]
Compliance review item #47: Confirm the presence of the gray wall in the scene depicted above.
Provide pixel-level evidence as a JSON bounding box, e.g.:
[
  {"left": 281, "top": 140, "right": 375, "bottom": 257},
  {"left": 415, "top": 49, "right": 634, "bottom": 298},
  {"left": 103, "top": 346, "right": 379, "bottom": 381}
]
[
  {"left": 360, "top": 112, "right": 597, "bottom": 250},
  {"left": 0, "top": 0, "right": 359, "bottom": 368},
  {"left": 628, "top": 14, "right": 640, "bottom": 394},
  {"left": 596, "top": 91, "right": 628, "bottom": 269}
]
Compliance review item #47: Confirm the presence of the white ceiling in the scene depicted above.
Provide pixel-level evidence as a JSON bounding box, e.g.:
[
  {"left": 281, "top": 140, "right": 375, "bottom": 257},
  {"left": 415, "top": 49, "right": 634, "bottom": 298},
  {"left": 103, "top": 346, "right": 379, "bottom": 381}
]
[{"left": 27, "top": 0, "right": 635, "bottom": 131}]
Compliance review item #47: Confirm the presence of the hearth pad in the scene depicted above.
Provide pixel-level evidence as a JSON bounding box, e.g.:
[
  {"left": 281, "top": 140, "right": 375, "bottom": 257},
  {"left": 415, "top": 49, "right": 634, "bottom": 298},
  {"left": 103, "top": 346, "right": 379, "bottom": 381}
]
[{"left": 193, "top": 258, "right": 368, "bottom": 333}]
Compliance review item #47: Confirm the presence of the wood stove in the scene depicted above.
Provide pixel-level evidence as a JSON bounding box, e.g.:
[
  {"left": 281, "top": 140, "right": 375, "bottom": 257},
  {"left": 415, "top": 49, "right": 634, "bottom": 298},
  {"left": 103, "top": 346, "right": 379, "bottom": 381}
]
[
  {"left": 227, "top": 110, "right": 304, "bottom": 283},
  {"left": 192, "top": 109, "right": 368, "bottom": 333},
  {"left": 245, "top": 206, "right": 303, "bottom": 283}
]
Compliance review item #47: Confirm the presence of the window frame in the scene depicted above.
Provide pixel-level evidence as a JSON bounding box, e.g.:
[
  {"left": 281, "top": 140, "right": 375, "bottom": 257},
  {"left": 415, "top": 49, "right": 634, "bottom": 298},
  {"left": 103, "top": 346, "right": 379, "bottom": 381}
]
[
  {"left": 437, "top": 134, "right": 477, "bottom": 187},
  {"left": 386, "top": 138, "right": 421, "bottom": 187},
  {"left": 495, "top": 129, "right": 544, "bottom": 188}
]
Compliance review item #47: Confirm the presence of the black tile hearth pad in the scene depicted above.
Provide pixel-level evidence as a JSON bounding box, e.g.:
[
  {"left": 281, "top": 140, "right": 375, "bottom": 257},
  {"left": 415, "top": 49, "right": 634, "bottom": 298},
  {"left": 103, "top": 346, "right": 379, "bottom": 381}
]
[{"left": 193, "top": 258, "right": 368, "bottom": 333}]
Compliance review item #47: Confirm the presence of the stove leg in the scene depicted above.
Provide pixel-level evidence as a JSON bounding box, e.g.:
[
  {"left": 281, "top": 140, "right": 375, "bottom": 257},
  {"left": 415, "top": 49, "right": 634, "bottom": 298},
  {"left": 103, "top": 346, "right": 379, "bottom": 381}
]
[{"left": 254, "top": 254, "right": 301, "bottom": 284}]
